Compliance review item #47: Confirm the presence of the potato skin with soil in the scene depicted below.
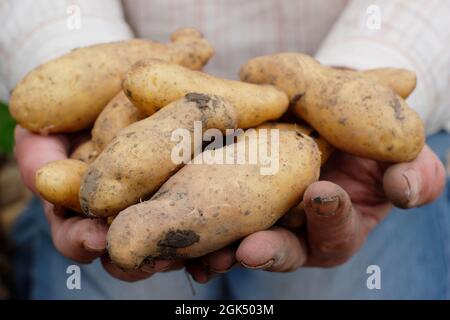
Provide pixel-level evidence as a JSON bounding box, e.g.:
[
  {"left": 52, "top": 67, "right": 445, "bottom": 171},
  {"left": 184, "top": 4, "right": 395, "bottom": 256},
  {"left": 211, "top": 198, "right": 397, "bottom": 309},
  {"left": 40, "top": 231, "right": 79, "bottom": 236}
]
[
  {"left": 35, "top": 159, "right": 87, "bottom": 213},
  {"left": 91, "top": 91, "right": 146, "bottom": 153},
  {"left": 79, "top": 94, "right": 239, "bottom": 218},
  {"left": 107, "top": 129, "right": 320, "bottom": 269},
  {"left": 122, "top": 59, "right": 289, "bottom": 128},
  {"left": 9, "top": 28, "right": 214, "bottom": 134},
  {"left": 239, "top": 53, "right": 425, "bottom": 162},
  {"left": 361, "top": 68, "right": 416, "bottom": 99}
]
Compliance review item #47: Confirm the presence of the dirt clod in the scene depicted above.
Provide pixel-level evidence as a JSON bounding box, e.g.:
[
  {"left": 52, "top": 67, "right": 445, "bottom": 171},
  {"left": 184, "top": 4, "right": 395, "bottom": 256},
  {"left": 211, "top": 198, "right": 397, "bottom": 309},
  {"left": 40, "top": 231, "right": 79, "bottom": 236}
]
[{"left": 158, "top": 229, "right": 200, "bottom": 248}]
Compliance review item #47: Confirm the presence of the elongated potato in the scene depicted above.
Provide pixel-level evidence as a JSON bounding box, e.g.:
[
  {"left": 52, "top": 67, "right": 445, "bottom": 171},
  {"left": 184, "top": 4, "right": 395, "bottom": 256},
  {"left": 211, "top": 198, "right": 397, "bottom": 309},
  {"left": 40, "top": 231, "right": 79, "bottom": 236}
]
[
  {"left": 91, "top": 91, "right": 146, "bottom": 152},
  {"left": 10, "top": 28, "right": 214, "bottom": 134},
  {"left": 122, "top": 59, "right": 289, "bottom": 128},
  {"left": 334, "top": 67, "right": 417, "bottom": 99},
  {"left": 240, "top": 53, "right": 425, "bottom": 162},
  {"left": 361, "top": 68, "right": 416, "bottom": 99},
  {"left": 277, "top": 201, "right": 306, "bottom": 228},
  {"left": 107, "top": 128, "right": 321, "bottom": 269},
  {"left": 70, "top": 140, "right": 98, "bottom": 164},
  {"left": 80, "top": 93, "right": 239, "bottom": 218},
  {"left": 35, "top": 159, "right": 87, "bottom": 213},
  {"left": 258, "top": 122, "right": 333, "bottom": 165}
]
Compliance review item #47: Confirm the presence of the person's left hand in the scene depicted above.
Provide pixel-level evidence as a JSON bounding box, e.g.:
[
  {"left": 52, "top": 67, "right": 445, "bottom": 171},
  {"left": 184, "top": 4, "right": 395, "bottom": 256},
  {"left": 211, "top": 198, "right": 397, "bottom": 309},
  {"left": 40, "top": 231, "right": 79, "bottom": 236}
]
[
  {"left": 14, "top": 126, "right": 180, "bottom": 282},
  {"left": 186, "top": 145, "right": 446, "bottom": 283}
]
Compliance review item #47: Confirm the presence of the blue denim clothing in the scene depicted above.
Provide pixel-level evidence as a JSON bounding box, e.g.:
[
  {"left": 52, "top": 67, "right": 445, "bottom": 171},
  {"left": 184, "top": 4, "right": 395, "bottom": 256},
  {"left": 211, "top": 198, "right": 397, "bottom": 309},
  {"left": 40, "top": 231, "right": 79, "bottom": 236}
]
[{"left": 12, "top": 132, "right": 450, "bottom": 299}]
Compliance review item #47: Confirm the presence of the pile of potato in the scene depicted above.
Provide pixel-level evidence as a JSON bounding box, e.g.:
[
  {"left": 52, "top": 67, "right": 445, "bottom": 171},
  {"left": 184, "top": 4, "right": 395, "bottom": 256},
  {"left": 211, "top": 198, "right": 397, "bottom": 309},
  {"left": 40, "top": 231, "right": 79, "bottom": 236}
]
[{"left": 10, "top": 28, "right": 424, "bottom": 270}]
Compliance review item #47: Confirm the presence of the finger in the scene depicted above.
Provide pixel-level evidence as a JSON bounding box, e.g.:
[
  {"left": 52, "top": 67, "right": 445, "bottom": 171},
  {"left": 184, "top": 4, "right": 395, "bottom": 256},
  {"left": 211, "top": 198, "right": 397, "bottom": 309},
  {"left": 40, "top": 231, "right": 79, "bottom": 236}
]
[
  {"left": 140, "top": 259, "right": 177, "bottom": 273},
  {"left": 236, "top": 226, "right": 308, "bottom": 272},
  {"left": 43, "top": 202, "right": 108, "bottom": 263},
  {"left": 185, "top": 259, "right": 214, "bottom": 284},
  {"left": 383, "top": 145, "right": 446, "bottom": 208},
  {"left": 14, "top": 126, "right": 70, "bottom": 192},
  {"left": 101, "top": 256, "right": 153, "bottom": 282},
  {"left": 201, "top": 246, "right": 236, "bottom": 273},
  {"left": 303, "top": 181, "right": 364, "bottom": 267}
]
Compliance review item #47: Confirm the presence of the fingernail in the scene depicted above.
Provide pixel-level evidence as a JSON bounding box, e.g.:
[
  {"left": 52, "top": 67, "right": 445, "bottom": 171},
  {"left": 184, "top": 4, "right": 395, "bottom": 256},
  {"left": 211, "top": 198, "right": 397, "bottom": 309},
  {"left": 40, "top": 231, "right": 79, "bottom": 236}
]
[
  {"left": 42, "top": 201, "right": 53, "bottom": 214},
  {"left": 403, "top": 169, "right": 421, "bottom": 207},
  {"left": 141, "top": 260, "right": 173, "bottom": 273},
  {"left": 193, "top": 269, "right": 209, "bottom": 283},
  {"left": 240, "top": 259, "right": 275, "bottom": 270},
  {"left": 310, "top": 195, "right": 339, "bottom": 216},
  {"left": 205, "top": 269, "right": 216, "bottom": 282},
  {"left": 83, "top": 242, "right": 106, "bottom": 253}
]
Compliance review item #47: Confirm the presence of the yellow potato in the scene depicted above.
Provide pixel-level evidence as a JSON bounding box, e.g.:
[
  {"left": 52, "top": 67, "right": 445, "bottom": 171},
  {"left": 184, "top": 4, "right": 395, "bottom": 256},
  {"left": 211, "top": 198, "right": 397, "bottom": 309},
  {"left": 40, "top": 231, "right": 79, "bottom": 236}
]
[
  {"left": 10, "top": 28, "right": 214, "bottom": 134},
  {"left": 122, "top": 59, "right": 289, "bottom": 128},
  {"left": 80, "top": 93, "right": 239, "bottom": 218},
  {"left": 35, "top": 159, "right": 87, "bottom": 213},
  {"left": 91, "top": 91, "right": 146, "bottom": 152},
  {"left": 70, "top": 140, "right": 98, "bottom": 164},
  {"left": 361, "top": 68, "right": 416, "bottom": 99},
  {"left": 240, "top": 53, "right": 425, "bottom": 162},
  {"left": 107, "top": 128, "right": 320, "bottom": 269}
]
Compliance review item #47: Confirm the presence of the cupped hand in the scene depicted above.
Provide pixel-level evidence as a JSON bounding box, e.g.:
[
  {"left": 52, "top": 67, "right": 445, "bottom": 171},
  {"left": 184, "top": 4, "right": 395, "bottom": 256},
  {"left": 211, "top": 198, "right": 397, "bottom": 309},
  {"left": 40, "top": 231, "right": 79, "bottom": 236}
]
[
  {"left": 188, "top": 145, "right": 446, "bottom": 282},
  {"left": 14, "top": 125, "right": 177, "bottom": 281}
]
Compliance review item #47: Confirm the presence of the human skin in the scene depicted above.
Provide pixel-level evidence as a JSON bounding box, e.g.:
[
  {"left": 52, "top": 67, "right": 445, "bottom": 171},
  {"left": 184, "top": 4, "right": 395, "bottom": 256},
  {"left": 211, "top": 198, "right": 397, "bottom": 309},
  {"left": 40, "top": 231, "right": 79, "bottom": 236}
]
[{"left": 14, "top": 125, "right": 446, "bottom": 282}]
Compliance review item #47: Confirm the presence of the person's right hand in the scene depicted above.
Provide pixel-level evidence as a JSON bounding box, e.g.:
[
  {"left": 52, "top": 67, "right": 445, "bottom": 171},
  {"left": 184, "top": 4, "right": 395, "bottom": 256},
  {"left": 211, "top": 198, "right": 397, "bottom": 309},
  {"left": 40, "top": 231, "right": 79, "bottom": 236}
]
[{"left": 14, "top": 125, "right": 179, "bottom": 281}]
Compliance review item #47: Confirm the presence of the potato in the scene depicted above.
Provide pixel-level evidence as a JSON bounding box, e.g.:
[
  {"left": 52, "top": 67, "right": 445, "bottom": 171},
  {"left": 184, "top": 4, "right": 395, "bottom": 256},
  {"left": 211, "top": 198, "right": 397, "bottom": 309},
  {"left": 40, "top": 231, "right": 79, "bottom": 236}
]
[
  {"left": 107, "top": 128, "right": 321, "bottom": 269},
  {"left": 122, "top": 59, "right": 289, "bottom": 128},
  {"left": 79, "top": 93, "right": 239, "bottom": 218},
  {"left": 10, "top": 28, "right": 214, "bottom": 134},
  {"left": 239, "top": 53, "right": 425, "bottom": 162},
  {"left": 70, "top": 140, "right": 98, "bottom": 164},
  {"left": 259, "top": 123, "right": 332, "bottom": 229},
  {"left": 91, "top": 91, "right": 146, "bottom": 152},
  {"left": 361, "top": 68, "right": 416, "bottom": 99},
  {"left": 258, "top": 122, "right": 333, "bottom": 165},
  {"left": 35, "top": 159, "right": 87, "bottom": 213}
]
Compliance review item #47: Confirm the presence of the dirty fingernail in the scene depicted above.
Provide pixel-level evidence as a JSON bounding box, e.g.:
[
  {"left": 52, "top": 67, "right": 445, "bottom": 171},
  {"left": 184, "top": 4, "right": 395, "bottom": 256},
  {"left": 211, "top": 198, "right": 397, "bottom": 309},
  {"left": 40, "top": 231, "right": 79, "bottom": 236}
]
[
  {"left": 310, "top": 195, "right": 339, "bottom": 216},
  {"left": 403, "top": 169, "right": 421, "bottom": 207},
  {"left": 240, "top": 259, "right": 275, "bottom": 270}
]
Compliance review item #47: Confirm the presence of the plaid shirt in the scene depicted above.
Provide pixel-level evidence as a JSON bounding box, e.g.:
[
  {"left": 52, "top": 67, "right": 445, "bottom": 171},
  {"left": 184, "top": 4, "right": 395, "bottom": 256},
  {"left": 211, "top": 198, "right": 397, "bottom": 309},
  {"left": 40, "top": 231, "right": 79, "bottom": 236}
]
[{"left": 1, "top": 0, "right": 449, "bottom": 133}]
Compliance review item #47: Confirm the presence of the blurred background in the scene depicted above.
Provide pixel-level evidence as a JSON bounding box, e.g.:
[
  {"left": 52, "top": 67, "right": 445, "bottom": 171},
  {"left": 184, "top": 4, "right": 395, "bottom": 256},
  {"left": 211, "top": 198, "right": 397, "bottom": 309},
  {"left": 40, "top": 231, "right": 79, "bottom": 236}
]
[{"left": 0, "top": 102, "right": 30, "bottom": 299}]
